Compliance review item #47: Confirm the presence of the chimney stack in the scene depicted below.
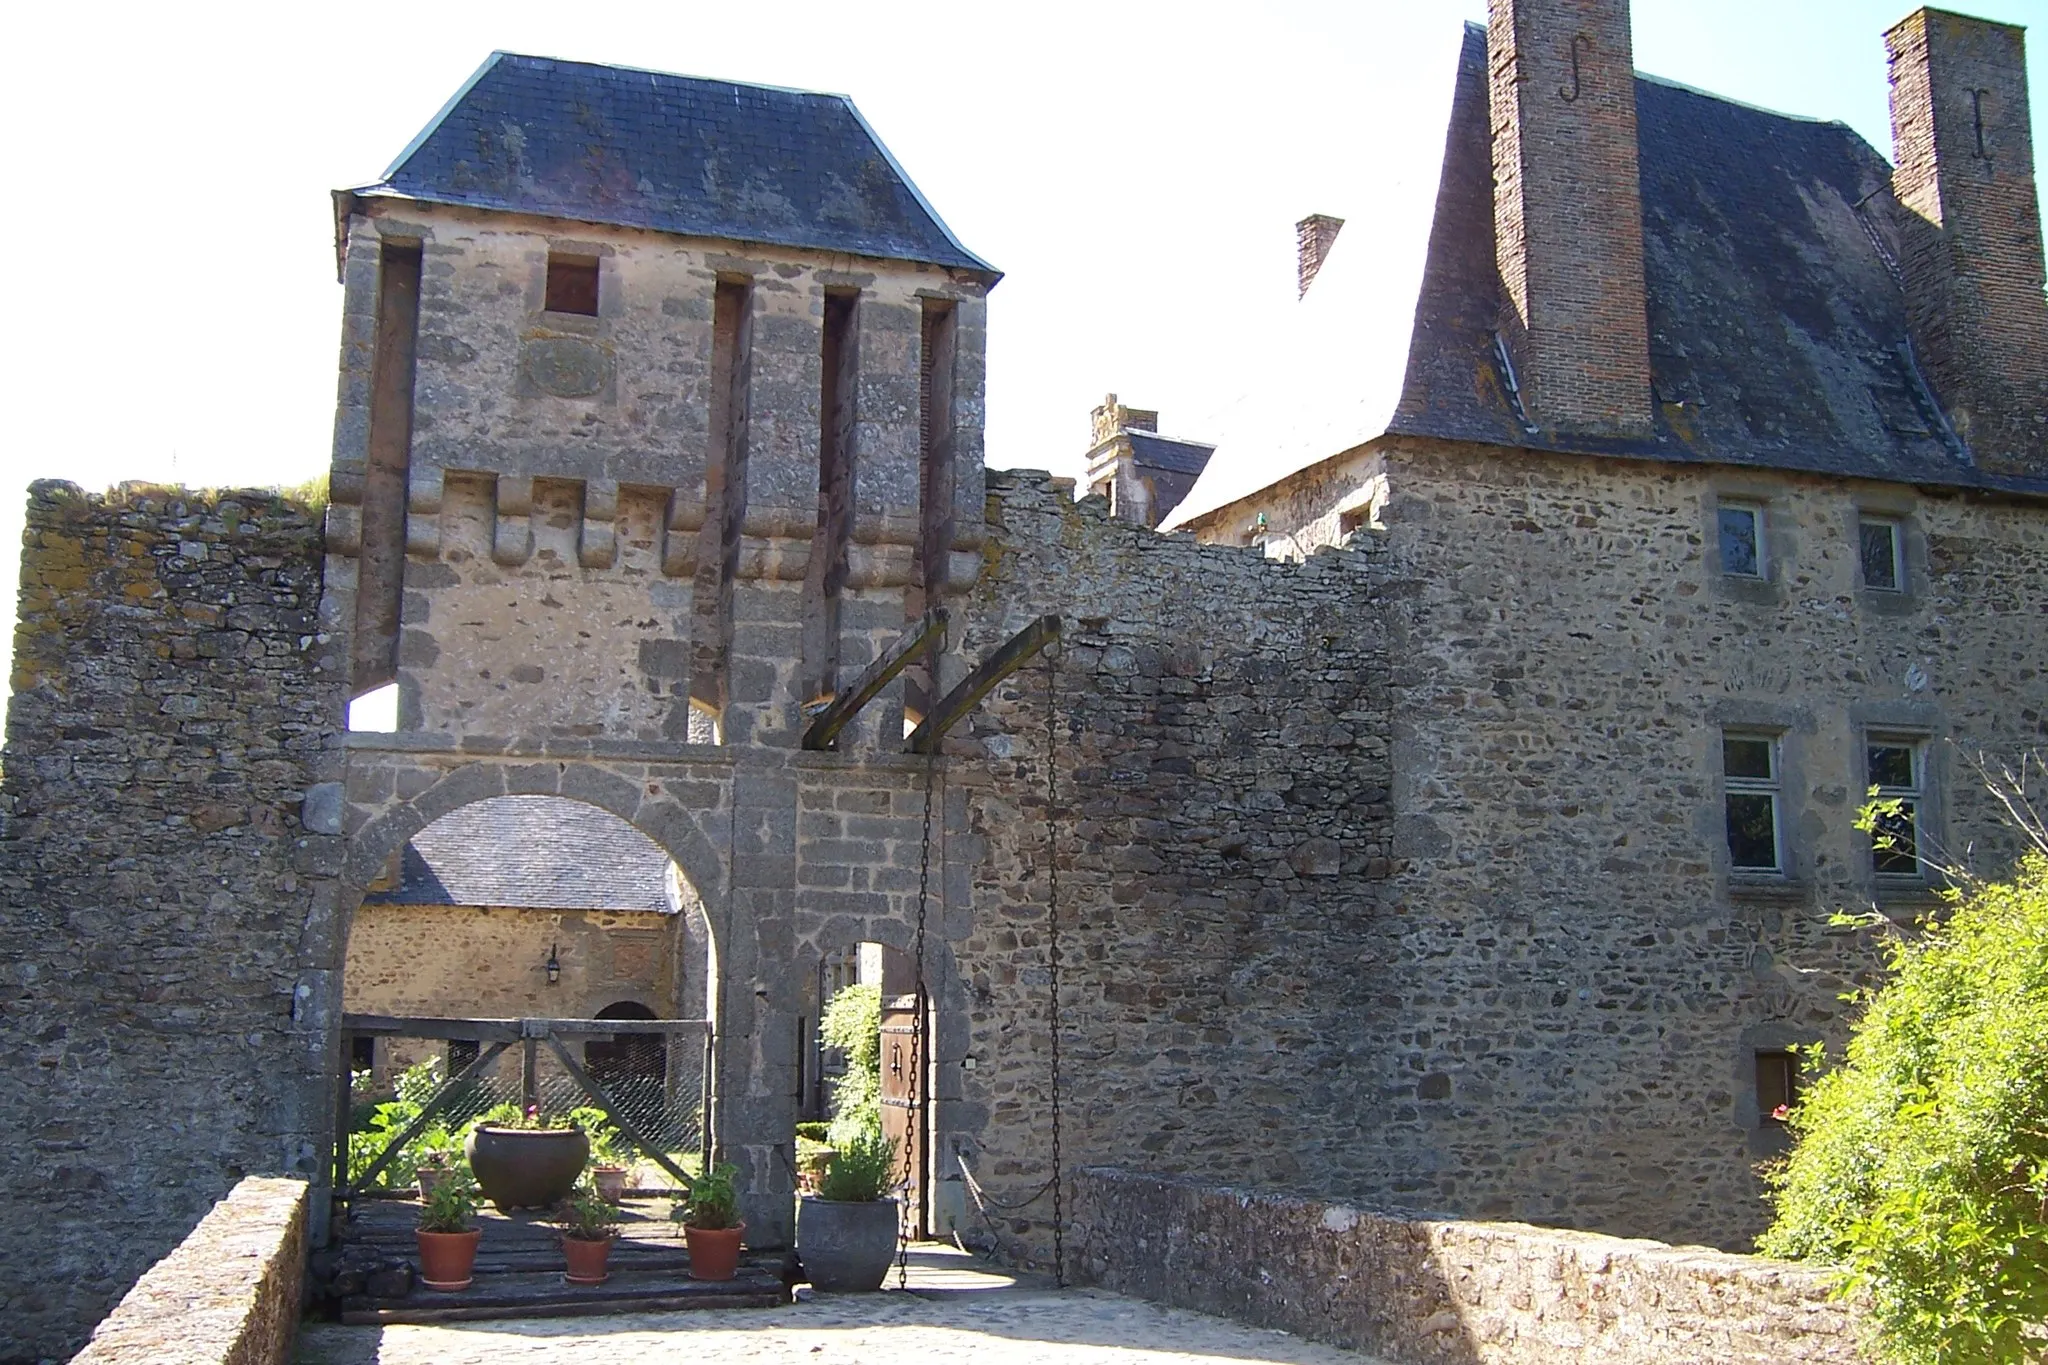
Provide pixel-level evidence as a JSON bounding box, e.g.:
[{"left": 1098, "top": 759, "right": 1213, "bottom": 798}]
[
  {"left": 1297, "top": 214, "right": 1345, "bottom": 297},
  {"left": 1090, "top": 394, "right": 1157, "bottom": 447},
  {"left": 1886, "top": 8, "right": 2048, "bottom": 475},
  {"left": 1487, "top": 0, "right": 1653, "bottom": 436}
]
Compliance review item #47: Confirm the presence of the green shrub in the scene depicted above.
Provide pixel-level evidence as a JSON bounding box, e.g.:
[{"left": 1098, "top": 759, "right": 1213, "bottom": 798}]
[
  {"left": 817, "top": 1126, "right": 896, "bottom": 1203},
  {"left": 568, "top": 1106, "right": 631, "bottom": 1167},
  {"left": 820, "top": 983, "right": 882, "bottom": 1147},
  {"left": 795, "top": 1120, "right": 831, "bottom": 1143},
  {"left": 677, "top": 1162, "right": 741, "bottom": 1230},
  {"left": 1761, "top": 851, "right": 2048, "bottom": 1365}
]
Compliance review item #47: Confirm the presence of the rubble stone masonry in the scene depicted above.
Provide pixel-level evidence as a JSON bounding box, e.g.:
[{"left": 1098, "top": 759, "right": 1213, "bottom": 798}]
[{"left": 1, "top": 483, "right": 346, "bottom": 1361}]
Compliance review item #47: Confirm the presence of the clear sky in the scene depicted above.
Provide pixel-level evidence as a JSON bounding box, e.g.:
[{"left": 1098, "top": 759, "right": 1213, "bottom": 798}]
[{"left": 1, "top": 0, "right": 2043, "bottom": 688}]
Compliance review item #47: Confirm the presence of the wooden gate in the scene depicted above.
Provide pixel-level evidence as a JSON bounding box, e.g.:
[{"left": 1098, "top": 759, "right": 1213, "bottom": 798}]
[{"left": 878, "top": 993, "right": 926, "bottom": 1235}]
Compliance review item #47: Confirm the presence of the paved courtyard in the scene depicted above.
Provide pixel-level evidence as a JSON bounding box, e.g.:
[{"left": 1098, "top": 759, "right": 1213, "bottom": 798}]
[{"left": 296, "top": 1248, "right": 1384, "bottom": 1365}]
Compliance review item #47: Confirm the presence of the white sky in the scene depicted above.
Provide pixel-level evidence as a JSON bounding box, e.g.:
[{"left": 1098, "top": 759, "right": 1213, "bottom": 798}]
[{"left": 1, "top": 0, "right": 2044, "bottom": 694}]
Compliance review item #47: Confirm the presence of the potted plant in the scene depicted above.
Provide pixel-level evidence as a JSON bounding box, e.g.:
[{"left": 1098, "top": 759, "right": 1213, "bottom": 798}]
[
  {"left": 415, "top": 1154, "right": 454, "bottom": 1199},
  {"left": 674, "top": 1162, "right": 744, "bottom": 1281},
  {"left": 415, "top": 1171, "right": 483, "bottom": 1291},
  {"left": 554, "top": 1181, "right": 622, "bottom": 1285},
  {"left": 571, "top": 1107, "right": 632, "bottom": 1204},
  {"left": 466, "top": 1104, "right": 590, "bottom": 1211},
  {"left": 796, "top": 1127, "right": 899, "bottom": 1291}
]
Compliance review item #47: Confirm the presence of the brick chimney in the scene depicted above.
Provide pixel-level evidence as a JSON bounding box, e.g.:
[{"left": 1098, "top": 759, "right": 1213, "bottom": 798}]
[
  {"left": 1886, "top": 8, "right": 2048, "bottom": 476},
  {"left": 1487, "top": 0, "right": 1653, "bottom": 436},
  {"left": 1297, "top": 214, "right": 1345, "bottom": 297}
]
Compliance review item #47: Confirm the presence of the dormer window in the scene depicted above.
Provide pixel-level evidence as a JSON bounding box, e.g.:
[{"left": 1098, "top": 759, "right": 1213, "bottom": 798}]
[{"left": 545, "top": 253, "right": 600, "bottom": 316}]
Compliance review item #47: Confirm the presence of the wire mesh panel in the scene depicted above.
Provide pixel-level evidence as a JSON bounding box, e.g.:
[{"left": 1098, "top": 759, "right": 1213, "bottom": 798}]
[{"left": 344, "top": 1019, "right": 709, "bottom": 1196}]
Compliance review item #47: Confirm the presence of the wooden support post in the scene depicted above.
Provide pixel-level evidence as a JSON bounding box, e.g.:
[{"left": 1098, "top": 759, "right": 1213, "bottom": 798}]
[
  {"left": 906, "top": 615, "right": 1061, "bottom": 754},
  {"left": 801, "top": 610, "right": 946, "bottom": 750},
  {"left": 522, "top": 1038, "right": 539, "bottom": 1112},
  {"left": 542, "top": 1035, "right": 697, "bottom": 1192},
  {"left": 348, "top": 1040, "right": 512, "bottom": 1196}
]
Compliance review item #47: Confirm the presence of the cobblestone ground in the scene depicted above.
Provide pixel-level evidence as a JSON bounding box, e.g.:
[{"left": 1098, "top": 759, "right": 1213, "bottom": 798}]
[{"left": 296, "top": 1283, "right": 1384, "bottom": 1365}]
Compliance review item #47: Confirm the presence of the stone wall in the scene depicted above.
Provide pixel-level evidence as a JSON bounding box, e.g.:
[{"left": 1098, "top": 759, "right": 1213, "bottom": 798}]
[
  {"left": 0, "top": 483, "right": 344, "bottom": 1361},
  {"left": 949, "top": 472, "right": 1396, "bottom": 1266},
  {"left": 1072, "top": 1168, "right": 1866, "bottom": 1365},
  {"left": 70, "top": 1176, "right": 309, "bottom": 1365}
]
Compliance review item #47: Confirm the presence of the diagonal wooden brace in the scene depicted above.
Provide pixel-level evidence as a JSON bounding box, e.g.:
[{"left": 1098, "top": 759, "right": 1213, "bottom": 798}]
[
  {"left": 542, "top": 1035, "right": 697, "bottom": 1194},
  {"left": 347, "top": 1038, "right": 512, "bottom": 1196},
  {"left": 906, "top": 615, "right": 1062, "bottom": 755},
  {"left": 801, "top": 610, "right": 948, "bottom": 751}
]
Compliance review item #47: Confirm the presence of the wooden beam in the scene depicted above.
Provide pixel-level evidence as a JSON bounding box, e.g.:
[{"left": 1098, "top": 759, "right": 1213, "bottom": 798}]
[
  {"left": 801, "top": 610, "right": 947, "bottom": 751},
  {"left": 541, "top": 1035, "right": 698, "bottom": 1193},
  {"left": 342, "top": 1014, "right": 709, "bottom": 1040},
  {"left": 906, "top": 615, "right": 1061, "bottom": 755}
]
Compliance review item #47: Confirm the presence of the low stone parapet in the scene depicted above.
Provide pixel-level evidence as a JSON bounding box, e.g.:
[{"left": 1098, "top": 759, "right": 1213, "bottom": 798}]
[
  {"left": 71, "top": 1177, "right": 309, "bottom": 1365},
  {"left": 1071, "top": 1168, "right": 1865, "bottom": 1364}
]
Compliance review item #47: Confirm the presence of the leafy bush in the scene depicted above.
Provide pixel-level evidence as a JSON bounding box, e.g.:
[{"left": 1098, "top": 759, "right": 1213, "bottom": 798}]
[
  {"left": 795, "top": 1120, "right": 831, "bottom": 1143},
  {"left": 820, "top": 983, "right": 882, "bottom": 1147},
  {"left": 817, "top": 1126, "right": 896, "bottom": 1203},
  {"left": 568, "top": 1107, "right": 631, "bottom": 1167},
  {"left": 677, "top": 1162, "right": 741, "bottom": 1230},
  {"left": 1761, "top": 852, "right": 2048, "bottom": 1364}
]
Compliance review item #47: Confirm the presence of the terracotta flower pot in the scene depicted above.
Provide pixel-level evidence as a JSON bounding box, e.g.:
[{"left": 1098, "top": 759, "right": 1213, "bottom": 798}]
[
  {"left": 561, "top": 1233, "right": 614, "bottom": 1285},
  {"left": 593, "top": 1165, "right": 629, "bottom": 1204},
  {"left": 416, "top": 1165, "right": 452, "bottom": 1200},
  {"left": 466, "top": 1126, "right": 589, "bottom": 1210},
  {"left": 416, "top": 1228, "right": 481, "bottom": 1291},
  {"left": 685, "top": 1222, "right": 745, "bottom": 1281}
]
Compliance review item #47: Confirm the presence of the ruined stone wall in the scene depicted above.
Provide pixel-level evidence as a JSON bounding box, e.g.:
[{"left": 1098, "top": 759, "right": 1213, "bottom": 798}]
[
  {"left": 951, "top": 471, "right": 1397, "bottom": 1266},
  {"left": 1073, "top": 1168, "right": 1867, "bottom": 1365},
  {"left": 0, "top": 483, "right": 343, "bottom": 1362},
  {"left": 1365, "top": 438, "right": 2048, "bottom": 1247}
]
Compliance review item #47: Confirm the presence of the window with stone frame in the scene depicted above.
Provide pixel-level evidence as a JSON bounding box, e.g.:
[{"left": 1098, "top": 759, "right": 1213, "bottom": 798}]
[
  {"left": 1756, "top": 1049, "right": 1800, "bottom": 1125},
  {"left": 544, "top": 253, "right": 600, "bottom": 316},
  {"left": 1858, "top": 516, "right": 1904, "bottom": 592},
  {"left": 1723, "top": 731, "right": 1783, "bottom": 873},
  {"left": 1717, "top": 501, "right": 1765, "bottom": 578},
  {"left": 1867, "top": 735, "right": 1927, "bottom": 879}
]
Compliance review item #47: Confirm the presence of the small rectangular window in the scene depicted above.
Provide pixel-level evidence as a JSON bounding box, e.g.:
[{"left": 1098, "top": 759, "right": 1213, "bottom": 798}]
[
  {"left": 1858, "top": 517, "right": 1902, "bottom": 591},
  {"left": 545, "top": 254, "right": 600, "bottom": 316},
  {"left": 1723, "top": 732, "right": 1782, "bottom": 872},
  {"left": 1868, "top": 736, "right": 1924, "bottom": 878},
  {"left": 1756, "top": 1050, "right": 1799, "bottom": 1123},
  {"left": 1718, "top": 503, "right": 1764, "bottom": 578},
  {"left": 349, "top": 1035, "right": 375, "bottom": 1071}
]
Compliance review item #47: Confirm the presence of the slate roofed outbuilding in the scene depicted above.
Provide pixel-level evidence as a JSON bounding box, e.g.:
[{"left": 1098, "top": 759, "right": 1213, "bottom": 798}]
[
  {"left": 364, "top": 795, "right": 681, "bottom": 913},
  {"left": 342, "top": 52, "right": 997, "bottom": 282},
  {"left": 1125, "top": 432, "right": 1217, "bottom": 478}
]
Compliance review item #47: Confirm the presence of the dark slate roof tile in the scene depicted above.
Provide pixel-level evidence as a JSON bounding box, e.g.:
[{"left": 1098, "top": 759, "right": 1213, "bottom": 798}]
[
  {"left": 350, "top": 52, "right": 996, "bottom": 280},
  {"left": 1126, "top": 431, "right": 1217, "bottom": 476},
  {"left": 365, "top": 795, "right": 676, "bottom": 912}
]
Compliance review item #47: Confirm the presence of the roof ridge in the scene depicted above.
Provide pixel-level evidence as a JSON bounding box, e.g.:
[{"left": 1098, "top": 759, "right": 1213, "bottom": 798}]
[
  {"left": 1635, "top": 69, "right": 1849, "bottom": 129},
  {"left": 485, "top": 49, "right": 855, "bottom": 104}
]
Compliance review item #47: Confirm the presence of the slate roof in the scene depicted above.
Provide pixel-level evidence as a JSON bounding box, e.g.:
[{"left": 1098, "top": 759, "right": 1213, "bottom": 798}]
[
  {"left": 344, "top": 52, "right": 997, "bottom": 281},
  {"left": 1166, "top": 23, "right": 2045, "bottom": 529},
  {"left": 364, "top": 795, "right": 677, "bottom": 912},
  {"left": 1126, "top": 431, "right": 1217, "bottom": 477}
]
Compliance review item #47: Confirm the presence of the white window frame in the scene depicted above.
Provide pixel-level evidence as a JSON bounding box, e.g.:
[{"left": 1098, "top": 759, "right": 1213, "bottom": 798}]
[
  {"left": 1722, "top": 731, "right": 1784, "bottom": 875},
  {"left": 1858, "top": 516, "right": 1904, "bottom": 592},
  {"left": 1718, "top": 501, "right": 1767, "bottom": 579},
  {"left": 1866, "top": 734, "right": 1926, "bottom": 881}
]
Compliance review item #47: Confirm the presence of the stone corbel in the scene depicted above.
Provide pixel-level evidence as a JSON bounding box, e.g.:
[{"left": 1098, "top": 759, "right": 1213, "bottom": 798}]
[
  {"left": 578, "top": 478, "right": 619, "bottom": 569},
  {"left": 404, "top": 465, "right": 444, "bottom": 557},
  {"left": 661, "top": 489, "right": 705, "bottom": 578},
  {"left": 493, "top": 475, "right": 535, "bottom": 566},
  {"left": 324, "top": 462, "right": 366, "bottom": 557}
]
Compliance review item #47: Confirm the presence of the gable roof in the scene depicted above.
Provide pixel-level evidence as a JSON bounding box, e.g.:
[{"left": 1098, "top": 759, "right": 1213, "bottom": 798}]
[
  {"left": 364, "top": 795, "right": 678, "bottom": 912},
  {"left": 1165, "top": 23, "right": 2043, "bottom": 530},
  {"left": 342, "top": 52, "right": 997, "bottom": 282},
  {"left": 1125, "top": 431, "right": 1216, "bottom": 477}
]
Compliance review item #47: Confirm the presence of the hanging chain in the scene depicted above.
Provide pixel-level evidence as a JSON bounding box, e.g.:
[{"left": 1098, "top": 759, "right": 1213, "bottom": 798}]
[
  {"left": 897, "top": 743, "right": 938, "bottom": 1290},
  {"left": 1044, "top": 643, "right": 1065, "bottom": 1288}
]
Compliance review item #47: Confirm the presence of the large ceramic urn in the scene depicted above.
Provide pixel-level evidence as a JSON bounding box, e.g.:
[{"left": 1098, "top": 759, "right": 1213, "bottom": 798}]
[{"left": 466, "top": 1125, "right": 589, "bottom": 1210}]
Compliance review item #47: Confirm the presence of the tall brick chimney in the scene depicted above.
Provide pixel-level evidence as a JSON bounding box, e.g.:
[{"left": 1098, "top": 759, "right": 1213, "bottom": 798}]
[
  {"left": 1487, "top": 0, "right": 1653, "bottom": 437},
  {"left": 1297, "top": 214, "right": 1345, "bottom": 297},
  {"left": 1886, "top": 8, "right": 2048, "bottom": 475}
]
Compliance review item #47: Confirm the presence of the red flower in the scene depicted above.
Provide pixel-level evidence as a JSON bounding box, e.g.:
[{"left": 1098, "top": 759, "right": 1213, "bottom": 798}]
[{"left": 1771, "top": 1104, "right": 1791, "bottom": 1122}]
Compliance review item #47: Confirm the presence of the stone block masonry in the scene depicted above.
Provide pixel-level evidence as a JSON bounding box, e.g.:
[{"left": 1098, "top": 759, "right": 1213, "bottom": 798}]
[
  {"left": 0, "top": 483, "right": 346, "bottom": 1362},
  {"left": 70, "top": 1176, "right": 309, "bottom": 1365},
  {"left": 1073, "top": 1168, "right": 1867, "bottom": 1364}
]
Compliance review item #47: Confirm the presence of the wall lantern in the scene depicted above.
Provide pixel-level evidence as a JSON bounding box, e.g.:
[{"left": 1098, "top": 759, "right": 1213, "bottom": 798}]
[{"left": 545, "top": 944, "right": 562, "bottom": 985}]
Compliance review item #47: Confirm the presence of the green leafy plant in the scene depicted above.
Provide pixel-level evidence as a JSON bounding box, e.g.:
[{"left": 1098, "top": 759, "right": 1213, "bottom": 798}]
[
  {"left": 676, "top": 1162, "right": 741, "bottom": 1230},
  {"left": 1761, "top": 850, "right": 2048, "bottom": 1365},
  {"left": 555, "top": 1180, "right": 621, "bottom": 1242},
  {"left": 794, "top": 1120, "right": 831, "bottom": 1143},
  {"left": 820, "top": 983, "right": 883, "bottom": 1147},
  {"left": 817, "top": 1126, "right": 895, "bottom": 1203},
  {"left": 569, "top": 1106, "right": 631, "bottom": 1167},
  {"left": 347, "top": 1059, "right": 462, "bottom": 1189},
  {"left": 416, "top": 1170, "right": 480, "bottom": 1234}
]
